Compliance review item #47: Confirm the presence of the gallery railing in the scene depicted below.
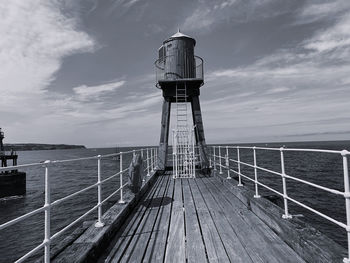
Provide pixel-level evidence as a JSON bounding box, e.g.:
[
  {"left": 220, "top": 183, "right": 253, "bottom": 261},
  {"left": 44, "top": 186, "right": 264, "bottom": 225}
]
[
  {"left": 0, "top": 147, "right": 158, "bottom": 263},
  {"left": 155, "top": 55, "right": 203, "bottom": 86}
]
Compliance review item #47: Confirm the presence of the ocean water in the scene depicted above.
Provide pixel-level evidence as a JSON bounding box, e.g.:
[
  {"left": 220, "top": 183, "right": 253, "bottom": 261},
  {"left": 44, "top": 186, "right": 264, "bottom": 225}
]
[
  {"left": 0, "top": 147, "right": 139, "bottom": 263},
  {"left": 0, "top": 141, "right": 349, "bottom": 262}
]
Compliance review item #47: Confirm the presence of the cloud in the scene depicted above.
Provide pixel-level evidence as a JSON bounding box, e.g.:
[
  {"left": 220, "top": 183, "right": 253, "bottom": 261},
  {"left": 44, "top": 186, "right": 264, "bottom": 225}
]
[
  {"left": 304, "top": 15, "right": 350, "bottom": 54},
  {"left": 295, "top": 0, "right": 350, "bottom": 25},
  {"left": 73, "top": 80, "right": 126, "bottom": 101},
  {"left": 0, "top": 1, "right": 98, "bottom": 142},
  {"left": 0, "top": 0, "right": 95, "bottom": 111},
  {"left": 182, "top": 0, "right": 294, "bottom": 32},
  {"left": 199, "top": 2, "right": 350, "bottom": 143}
]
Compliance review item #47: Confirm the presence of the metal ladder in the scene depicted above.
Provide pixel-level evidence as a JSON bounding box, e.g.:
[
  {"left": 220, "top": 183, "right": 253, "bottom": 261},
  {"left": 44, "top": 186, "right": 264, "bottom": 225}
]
[
  {"left": 176, "top": 83, "right": 188, "bottom": 128},
  {"left": 173, "top": 83, "right": 195, "bottom": 178}
]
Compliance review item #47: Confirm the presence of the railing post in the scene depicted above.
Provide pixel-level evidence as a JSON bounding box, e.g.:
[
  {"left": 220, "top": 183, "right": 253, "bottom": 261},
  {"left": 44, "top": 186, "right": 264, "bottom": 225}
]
[
  {"left": 141, "top": 148, "right": 144, "bottom": 158},
  {"left": 219, "top": 146, "right": 223, "bottom": 175},
  {"left": 44, "top": 160, "right": 51, "bottom": 263},
  {"left": 342, "top": 150, "right": 350, "bottom": 263},
  {"left": 237, "top": 146, "right": 243, "bottom": 186},
  {"left": 146, "top": 148, "right": 150, "bottom": 176},
  {"left": 192, "top": 128, "right": 195, "bottom": 178},
  {"left": 280, "top": 148, "right": 292, "bottom": 219},
  {"left": 253, "top": 147, "right": 260, "bottom": 198},
  {"left": 95, "top": 155, "right": 104, "bottom": 227},
  {"left": 118, "top": 152, "right": 125, "bottom": 204},
  {"left": 213, "top": 146, "right": 217, "bottom": 173},
  {"left": 133, "top": 149, "right": 136, "bottom": 158},
  {"left": 151, "top": 148, "right": 154, "bottom": 172},
  {"left": 209, "top": 151, "right": 212, "bottom": 168},
  {"left": 155, "top": 147, "right": 158, "bottom": 169},
  {"left": 226, "top": 146, "right": 231, "bottom": 179}
]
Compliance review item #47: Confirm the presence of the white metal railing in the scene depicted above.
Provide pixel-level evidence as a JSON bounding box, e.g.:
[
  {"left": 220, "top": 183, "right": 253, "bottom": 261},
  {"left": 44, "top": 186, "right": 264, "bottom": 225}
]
[
  {"left": 0, "top": 147, "right": 158, "bottom": 263},
  {"left": 155, "top": 55, "right": 204, "bottom": 86},
  {"left": 172, "top": 127, "right": 196, "bottom": 179},
  {"left": 211, "top": 145, "right": 350, "bottom": 262}
]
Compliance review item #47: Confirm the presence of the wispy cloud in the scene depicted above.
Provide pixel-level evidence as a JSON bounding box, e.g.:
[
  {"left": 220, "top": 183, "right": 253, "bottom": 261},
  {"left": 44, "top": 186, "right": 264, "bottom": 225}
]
[
  {"left": 295, "top": 0, "right": 350, "bottom": 25},
  {"left": 200, "top": 1, "right": 350, "bottom": 143},
  {"left": 0, "top": 1, "right": 97, "bottom": 142},
  {"left": 0, "top": 0, "right": 95, "bottom": 109},
  {"left": 182, "top": 0, "right": 294, "bottom": 32},
  {"left": 73, "top": 80, "right": 126, "bottom": 101}
]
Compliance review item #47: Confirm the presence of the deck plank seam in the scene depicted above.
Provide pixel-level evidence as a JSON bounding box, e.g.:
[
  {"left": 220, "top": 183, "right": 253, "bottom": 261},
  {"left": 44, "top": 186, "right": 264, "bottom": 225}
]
[
  {"left": 193, "top": 177, "right": 233, "bottom": 263},
  {"left": 186, "top": 178, "right": 211, "bottom": 263},
  {"left": 203, "top": 176, "right": 305, "bottom": 262},
  {"left": 199, "top": 176, "right": 257, "bottom": 263},
  {"left": 142, "top": 175, "right": 175, "bottom": 262},
  {"left": 162, "top": 173, "right": 176, "bottom": 263},
  {"left": 180, "top": 178, "right": 188, "bottom": 263},
  {"left": 119, "top": 175, "right": 169, "bottom": 262},
  {"left": 104, "top": 175, "right": 165, "bottom": 262},
  {"left": 140, "top": 175, "right": 171, "bottom": 261},
  {"left": 102, "top": 175, "right": 163, "bottom": 262}
]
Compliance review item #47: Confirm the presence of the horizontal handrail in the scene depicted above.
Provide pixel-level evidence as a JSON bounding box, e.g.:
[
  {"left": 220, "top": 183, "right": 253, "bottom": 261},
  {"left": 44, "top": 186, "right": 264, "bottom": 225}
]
[
  {"left": 225, "top": 145, "right": 348, "bottom": 155},
  {"left": 210, "top": 144, "right": 350, "bottom": 262},
  {"left": 0, "top": 147, "right": 159, "bottom": 263},
  {"left": 155, "top": 55, "right": 204, "bottom": 86},
  {"left": 0, "top": 148, "right": 156, "bottom": 171}
]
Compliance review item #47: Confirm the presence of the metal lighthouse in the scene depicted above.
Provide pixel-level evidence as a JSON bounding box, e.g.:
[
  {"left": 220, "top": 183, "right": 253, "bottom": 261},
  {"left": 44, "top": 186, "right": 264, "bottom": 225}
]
[{"left": 155, "top": 30, "right": 209, "bottom": 177}]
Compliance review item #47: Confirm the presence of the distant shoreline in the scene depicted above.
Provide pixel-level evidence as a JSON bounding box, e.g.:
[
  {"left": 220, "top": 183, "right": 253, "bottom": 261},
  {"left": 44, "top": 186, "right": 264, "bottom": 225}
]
[{"left": 3, "top": 143, "right": 86, "bottom": 151}]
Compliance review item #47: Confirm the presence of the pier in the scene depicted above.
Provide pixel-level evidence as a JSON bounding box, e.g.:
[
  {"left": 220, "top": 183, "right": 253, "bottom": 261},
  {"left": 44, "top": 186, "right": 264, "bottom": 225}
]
[
  {"left": 98, "top": 172, "right": 305, "bottom": 262},
  {"left": 0, "top": 31, "right": 349, "bottom": 263},
  {"left": 0, "top": 146, "right": 349, "bottom": 262}
]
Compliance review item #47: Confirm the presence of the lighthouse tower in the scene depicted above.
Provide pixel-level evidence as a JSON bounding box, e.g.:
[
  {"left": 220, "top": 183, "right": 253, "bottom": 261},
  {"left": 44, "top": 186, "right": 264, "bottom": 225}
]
[{"left": 155, "top": 30, "right": 209, "bottom": 175}]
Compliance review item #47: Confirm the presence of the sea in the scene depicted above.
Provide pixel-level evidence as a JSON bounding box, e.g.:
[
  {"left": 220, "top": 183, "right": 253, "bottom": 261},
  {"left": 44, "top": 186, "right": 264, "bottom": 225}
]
[{"left": 0, "top": 141, "right": 349, "bottom": 262}]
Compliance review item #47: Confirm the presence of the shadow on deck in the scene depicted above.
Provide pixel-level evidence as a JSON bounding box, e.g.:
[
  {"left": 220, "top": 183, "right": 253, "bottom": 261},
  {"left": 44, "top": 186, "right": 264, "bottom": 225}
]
[{"left": 97, "top": 172, "right": 307, "bottom": 263}]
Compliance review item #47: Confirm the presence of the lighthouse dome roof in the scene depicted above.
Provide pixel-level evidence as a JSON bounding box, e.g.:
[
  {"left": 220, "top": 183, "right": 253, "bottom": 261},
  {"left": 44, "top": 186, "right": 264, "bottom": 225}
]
[{"left": 163, "top": 29, "right": 196, "bottom": 46}]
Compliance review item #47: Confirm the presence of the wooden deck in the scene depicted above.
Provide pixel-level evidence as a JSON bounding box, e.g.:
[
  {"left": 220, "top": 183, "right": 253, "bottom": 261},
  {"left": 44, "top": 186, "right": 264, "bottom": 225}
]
[{"left": 97, "top": 172, "right": 306, "bottom": 263}]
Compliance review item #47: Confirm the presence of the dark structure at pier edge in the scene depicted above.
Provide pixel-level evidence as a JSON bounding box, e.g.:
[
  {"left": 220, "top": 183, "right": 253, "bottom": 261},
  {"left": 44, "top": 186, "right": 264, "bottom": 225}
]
[
  {"left": 155, "top": 30, "right": 210, "bottom": 172},
  {"left": 0, "top": 128, "right": 26, "bottom": 198}
]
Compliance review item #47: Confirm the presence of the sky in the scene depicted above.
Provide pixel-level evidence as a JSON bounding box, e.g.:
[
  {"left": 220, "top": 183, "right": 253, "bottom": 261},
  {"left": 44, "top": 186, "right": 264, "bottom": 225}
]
[{"left": 1, "top": 0, "right": 350, "bottom": 147}]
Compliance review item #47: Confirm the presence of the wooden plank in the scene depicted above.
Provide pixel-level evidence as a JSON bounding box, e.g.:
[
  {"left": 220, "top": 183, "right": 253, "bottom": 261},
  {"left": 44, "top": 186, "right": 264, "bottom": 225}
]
[
  {"left": 188, "top": 178, "right": 230, "bottom": 263},
  {"left": 143, "top": 173, "right": 175, "bottom": 262},
  {"left": 182, "top": 179, "right": 208, "bottom": 263},
  {"left": 194, "top": 178, "right": 253, "bottom": 263},
  {"left": 119, "top": 174, "right": 170, "bottom": 262},
  {"left": 202, "top": 176, "right": 306, "bottom": 263},
  {"left": 164, "top": 179, "right": 186, "bottom": 262},
  {"left": 101, "top": 175, "right": 164, "bottom": 262}
]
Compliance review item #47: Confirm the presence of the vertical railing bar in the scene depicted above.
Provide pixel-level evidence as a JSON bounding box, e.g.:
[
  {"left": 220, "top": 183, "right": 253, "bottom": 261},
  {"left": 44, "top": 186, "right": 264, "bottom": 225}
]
[
  {"left": 226, "top": 146, "right": 231, "bottom": 179},
  {"left": 219, "top": 145, "right": 223, "bottom": 175},
  {"left": 193, "top": 130, "right": 195, "bottom": 178},
  {"left": 253, "top": 147, "right": 260, "bottom": 198},
  {"left": 155, "top": 147, "right": 157, "bottom": 170},
  {"left": 44, "top": 160, "right": 51, "bottom": 263},
  {"left": 95, "top": 155, "right": 104, "bottom": 227},
  {"left": 118, "top": 152, "right": 125, "bottom": 204},
  {"left": 213, "top": 146, "right": 216, "bottom": 174},
  {"left": 280, "top": 148, "right": 292, "bottom": 219},
  {"left": 209, "top": 149, "right": 212, "bottom": 169},
  {"left": 151, "top": 148, "right": 154, "bottom": 172},
  {"left": 147, "top": 148, "right": 150, "bottom": 176},
  {"left": 342, "top": 150, "right": 350, "bottom": 263},
  {"left": 237, "top": 146, "right": 243, "bottom": 186}
]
